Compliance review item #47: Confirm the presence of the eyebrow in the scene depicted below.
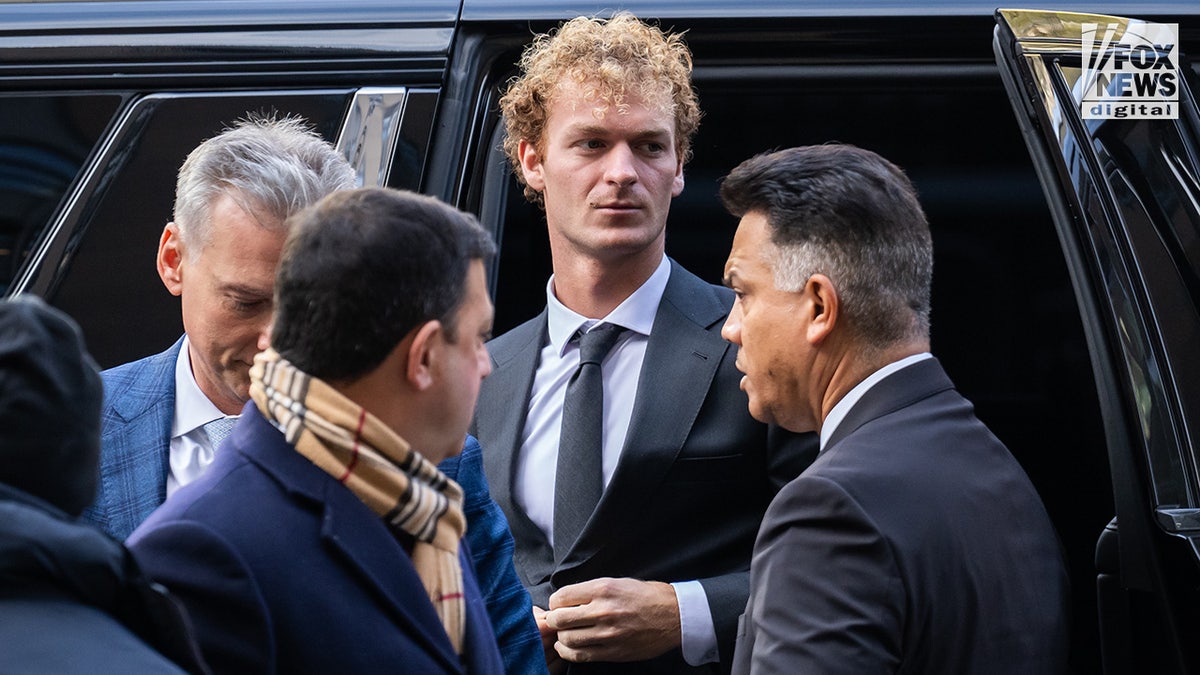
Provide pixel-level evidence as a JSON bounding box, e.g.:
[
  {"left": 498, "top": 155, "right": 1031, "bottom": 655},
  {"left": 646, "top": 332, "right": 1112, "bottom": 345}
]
[
  {"left": 218, "top": 283, "right": 272, "bottom": 299},
  {"left": 566, "top": 122, "right": 672, "bottom": 140}
]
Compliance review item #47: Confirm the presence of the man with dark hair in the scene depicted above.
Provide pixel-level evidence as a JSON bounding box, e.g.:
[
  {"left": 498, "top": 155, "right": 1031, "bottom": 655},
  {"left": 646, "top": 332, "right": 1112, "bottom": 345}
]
[
  {"left": 128, "top": 188, "right": 506, "bottom": 673},
  {"left": 0, "top": 296, "right": 206, "bottom": 675},
  {"left": 474, "top": 12, "right": 816, "bottom": 672},
  {"left": 83, "top": 116, "right": 542, "bottom": 672},
  {"left": 719, "top": 144, "right": 1070, "bottom": 673}
]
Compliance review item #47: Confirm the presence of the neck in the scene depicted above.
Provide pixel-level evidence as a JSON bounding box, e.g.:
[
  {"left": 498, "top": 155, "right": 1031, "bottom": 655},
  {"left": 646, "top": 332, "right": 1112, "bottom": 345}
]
[
  {"left": 816, "top": 336, "right": 930, "bottom": 428},
  {"left": 551, "top": 249, "right": 663, "bottom": 319}
]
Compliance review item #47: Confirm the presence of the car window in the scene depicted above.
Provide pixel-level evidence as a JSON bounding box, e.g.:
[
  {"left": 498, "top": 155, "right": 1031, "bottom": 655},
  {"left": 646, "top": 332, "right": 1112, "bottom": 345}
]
[
  {"left": 20, "top": 91, "right": 353, "bottom": 368},
  {"left": 0, "top": 93, "right": 122, "bottom": 294}
]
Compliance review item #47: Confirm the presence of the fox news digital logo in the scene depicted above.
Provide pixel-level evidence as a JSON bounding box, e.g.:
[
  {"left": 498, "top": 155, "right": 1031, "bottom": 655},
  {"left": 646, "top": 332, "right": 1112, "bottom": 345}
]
[{"left": 1082, "top": 22, "right": 1179, "bottom": 120}]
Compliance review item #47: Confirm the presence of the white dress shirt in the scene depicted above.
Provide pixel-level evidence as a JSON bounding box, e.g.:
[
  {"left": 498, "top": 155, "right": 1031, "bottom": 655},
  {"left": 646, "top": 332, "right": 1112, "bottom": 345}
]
[
  {"left": 515, "top": 255, "right": 719, "bottom": 665},
  {"left": 820, "top": 352, "right": 934, "bottom": 451},
  {"left": 166, "top": 336, "right": 239, "bottom": 498}
]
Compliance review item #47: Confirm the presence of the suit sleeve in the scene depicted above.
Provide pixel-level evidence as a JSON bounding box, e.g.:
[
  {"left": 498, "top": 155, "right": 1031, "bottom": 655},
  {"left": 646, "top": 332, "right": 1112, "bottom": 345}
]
[
  {"left": 697, "top": 571, "right": 748, "bottom": 669},
  {"left": 128, "top": 520, "right": 275, "bottom": 674},
  {"left": 743, "top": 474, "right": 903, "bottom": 674},
  {"left": 441, "top": 436, "right": 547, "bottom": 675},
  {"left": 699, "top": 431, "right": 817, "bottom": 667}
]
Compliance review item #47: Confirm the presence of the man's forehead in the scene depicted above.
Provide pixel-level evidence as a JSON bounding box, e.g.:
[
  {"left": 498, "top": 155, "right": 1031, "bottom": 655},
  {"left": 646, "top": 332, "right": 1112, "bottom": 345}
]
[{"left": 552, "top": 79, "right": 674, "bottom": 122}]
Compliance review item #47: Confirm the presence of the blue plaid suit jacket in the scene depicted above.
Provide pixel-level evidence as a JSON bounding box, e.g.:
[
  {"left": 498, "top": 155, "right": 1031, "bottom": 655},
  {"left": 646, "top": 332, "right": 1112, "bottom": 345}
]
[{"left": 81, "top": 338, "right": 181, "bottom": 541}]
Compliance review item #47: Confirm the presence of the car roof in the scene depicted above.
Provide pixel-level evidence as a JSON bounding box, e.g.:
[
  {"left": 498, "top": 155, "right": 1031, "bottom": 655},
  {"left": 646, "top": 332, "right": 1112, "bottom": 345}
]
[
  {"left": 3, "top": 0, "right": 1197, "bottom": 31},
  {"left": 458, "top": 0, "right": 1200, "bottom": 21},
  {"left": 0, "top": 0, "right": 459, "bottom": 31}
]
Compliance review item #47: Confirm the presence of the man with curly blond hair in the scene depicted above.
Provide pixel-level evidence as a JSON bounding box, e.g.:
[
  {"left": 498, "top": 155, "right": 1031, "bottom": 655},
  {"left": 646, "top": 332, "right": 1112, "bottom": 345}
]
[{"left": 472, "top": 12, "right": 816, "bottom": 673}]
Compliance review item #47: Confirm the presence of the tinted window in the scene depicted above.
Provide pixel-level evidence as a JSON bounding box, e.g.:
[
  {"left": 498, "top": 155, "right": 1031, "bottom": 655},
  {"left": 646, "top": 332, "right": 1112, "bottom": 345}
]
[
  {"left": 0, "top": 94, "right": 121, "bottom": 293},
  {"left": 33, "top": 91, "right": 352, "bottom": 368}
]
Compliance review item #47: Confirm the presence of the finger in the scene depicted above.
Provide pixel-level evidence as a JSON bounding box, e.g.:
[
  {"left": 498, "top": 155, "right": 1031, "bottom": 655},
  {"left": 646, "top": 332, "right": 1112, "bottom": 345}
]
[
  {"left": 555, "top": 636, "right": 621, "bottom": 665},
  {"left": 548, "top": 577, "right": 610, "bottom": 609},
  {"left": 555, "top": 637, "right": 597, "bottom": 664},
  {"left": 545, "top": 603, "right": 599, "bottom": 631}
]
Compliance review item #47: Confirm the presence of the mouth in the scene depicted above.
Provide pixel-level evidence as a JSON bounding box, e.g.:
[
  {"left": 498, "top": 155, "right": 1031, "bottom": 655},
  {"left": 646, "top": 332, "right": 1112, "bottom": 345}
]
[
  {"left": 734, "top": 361, "right": 748, "bottom": 390},
  {"left": 591, "top": 199, "right": 642, "bottom": 212}
]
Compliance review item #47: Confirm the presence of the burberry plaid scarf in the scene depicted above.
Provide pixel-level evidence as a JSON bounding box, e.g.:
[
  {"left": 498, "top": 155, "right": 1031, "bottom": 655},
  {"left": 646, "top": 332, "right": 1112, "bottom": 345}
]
[{"left": 249, "top": 348, "right": 467, "bottom": 653}]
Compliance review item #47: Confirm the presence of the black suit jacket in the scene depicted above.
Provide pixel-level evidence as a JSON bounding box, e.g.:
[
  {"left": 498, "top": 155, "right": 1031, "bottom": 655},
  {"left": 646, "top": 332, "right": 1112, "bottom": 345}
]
[
  {"left": 732, "top": 358, "right": 1070, "bottom": 674},
  {"left": 473, "top": 260, "right": 816, "bottom": 673}
]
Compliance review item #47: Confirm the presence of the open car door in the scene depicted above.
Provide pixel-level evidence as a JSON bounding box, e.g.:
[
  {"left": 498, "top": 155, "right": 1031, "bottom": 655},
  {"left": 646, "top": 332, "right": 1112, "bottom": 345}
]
[{"left": 994, "top": 9, "right": 1200, "bottom": 673}]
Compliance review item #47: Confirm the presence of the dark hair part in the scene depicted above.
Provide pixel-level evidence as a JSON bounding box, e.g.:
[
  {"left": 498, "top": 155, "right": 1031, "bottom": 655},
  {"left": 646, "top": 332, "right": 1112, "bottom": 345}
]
[
  {"left": 720, "top": 143, "right": 932, "bottom": 347},
  {"left": 271, "top": 188, "right": 496, "bottom": 381}
]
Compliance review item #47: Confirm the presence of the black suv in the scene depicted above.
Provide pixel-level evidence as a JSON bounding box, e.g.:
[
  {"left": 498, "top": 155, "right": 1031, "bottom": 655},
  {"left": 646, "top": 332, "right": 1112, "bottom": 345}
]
[{"left": 2, "top": 2, "right": 1198, "bottom": 672}]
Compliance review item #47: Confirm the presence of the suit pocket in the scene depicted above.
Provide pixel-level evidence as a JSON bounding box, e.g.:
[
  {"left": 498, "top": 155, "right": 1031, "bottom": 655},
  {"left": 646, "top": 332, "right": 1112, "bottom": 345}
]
[{"left": 663, "top": 453, "right": 747, "bottom": 484}]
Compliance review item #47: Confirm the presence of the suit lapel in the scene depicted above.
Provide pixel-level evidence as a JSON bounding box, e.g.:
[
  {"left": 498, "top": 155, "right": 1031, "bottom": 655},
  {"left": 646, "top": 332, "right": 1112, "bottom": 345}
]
[
  {"left": 237, "top": 408, "right": 464, "bottom": 673},
  {"left": 471, "top": 313, "right": 556, "bottom": 587},
  {"left": 558, "top": 261, "right": 732, "bottom": 572},
  {"left": 319, "top": 493, "right": 463, "bottom": 673},
  {"left": 473, "top": 312, "right": 545, "bottom": 519},
  {"left": 97, "top": 338, "right": 180, "bottom": 538}
]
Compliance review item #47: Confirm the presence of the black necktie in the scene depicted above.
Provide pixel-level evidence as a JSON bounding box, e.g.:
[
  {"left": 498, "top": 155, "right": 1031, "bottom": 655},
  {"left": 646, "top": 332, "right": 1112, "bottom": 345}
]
[{"left": 554, "top": 323, "right": 625, "bottom": 561}]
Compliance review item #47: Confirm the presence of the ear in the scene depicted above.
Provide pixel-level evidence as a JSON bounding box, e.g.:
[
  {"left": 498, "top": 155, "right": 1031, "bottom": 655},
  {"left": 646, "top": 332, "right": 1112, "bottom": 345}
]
[
  {"left": 157, "top": 223, "right": 186, "bottom": 297},
  {"left": 804, "top": 273, "right": 839, "bottom": 345},
  {"left": 518, "top": 138, "right": 546, "bottom": 192},
  {"left": 671, "top": 157, "right": 685, "bottom": 197},
  {"left": 405, "top": 320, "right": 444, "bottom": 391}
]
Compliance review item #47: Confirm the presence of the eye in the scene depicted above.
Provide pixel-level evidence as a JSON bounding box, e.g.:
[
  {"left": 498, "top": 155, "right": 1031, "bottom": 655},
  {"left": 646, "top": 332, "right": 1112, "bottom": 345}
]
[{"left": 229, "top": 297, "right": 268, "bottom": 314}]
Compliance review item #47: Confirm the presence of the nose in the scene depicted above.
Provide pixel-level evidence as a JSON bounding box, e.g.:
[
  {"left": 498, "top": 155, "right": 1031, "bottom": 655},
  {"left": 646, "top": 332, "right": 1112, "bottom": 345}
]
[
  {"left": 604, "top": 144, "right": 638, "bottom": 187},
  {"left": 257, "top": 320, "right": 272, "bottom": 352},
  {"left": 479, "top": 348, "right": 493, "bottom": 379},
  {"left": 721, "top": 303, "right": 742, "bottom": 345}
]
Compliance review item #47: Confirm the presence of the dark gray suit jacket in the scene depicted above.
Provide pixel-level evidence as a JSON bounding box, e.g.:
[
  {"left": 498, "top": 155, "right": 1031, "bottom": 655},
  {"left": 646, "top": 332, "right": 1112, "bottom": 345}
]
[
  {"left": 732, "top": 358, "right": 1070, "bottom": 674},
  {"left": 473, "top": 260, "right": 816, "bottom": 673}
]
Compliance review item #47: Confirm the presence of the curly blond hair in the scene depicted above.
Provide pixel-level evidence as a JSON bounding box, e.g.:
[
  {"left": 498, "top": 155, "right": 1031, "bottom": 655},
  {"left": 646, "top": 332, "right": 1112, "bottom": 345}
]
[{"left": 499, "top": 12, "right": 702, "bottom": 205}]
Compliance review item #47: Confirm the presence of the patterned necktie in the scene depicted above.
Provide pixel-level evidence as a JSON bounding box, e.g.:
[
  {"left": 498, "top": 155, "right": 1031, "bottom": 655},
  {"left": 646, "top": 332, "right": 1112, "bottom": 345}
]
[
  {"left": 554, "top": 323, "right": 625, "bottom": 561},
  {"left": 202, "top": 416, "right": 237, "bottom": 450}
]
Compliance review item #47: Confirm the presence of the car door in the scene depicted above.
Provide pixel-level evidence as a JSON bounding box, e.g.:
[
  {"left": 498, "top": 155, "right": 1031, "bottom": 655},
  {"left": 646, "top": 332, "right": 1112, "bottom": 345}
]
[
  {"left": 994, "top": 9, "right": 1200, "bottom": 673},
  {"left": 0, "top": 0, "right": 455, "bottom": 368}
]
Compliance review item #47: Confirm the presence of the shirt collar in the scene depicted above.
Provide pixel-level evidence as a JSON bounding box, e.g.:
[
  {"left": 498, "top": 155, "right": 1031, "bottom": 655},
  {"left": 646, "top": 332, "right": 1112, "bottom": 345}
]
[
  {"left": 546, "top": 255, "right": 671, "bottom": 357},
  {"left": 819, "top": 352, "right": 933, "bottom": 450},
  {"left": 171, "top": 335, "right": 230, "bottom": 438}
]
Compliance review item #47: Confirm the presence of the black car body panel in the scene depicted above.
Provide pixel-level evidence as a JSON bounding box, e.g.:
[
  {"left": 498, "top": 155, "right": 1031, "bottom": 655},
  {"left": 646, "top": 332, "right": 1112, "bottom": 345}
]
[{"left": 995, "top": 10, "right": 1200, "bottom": 671}]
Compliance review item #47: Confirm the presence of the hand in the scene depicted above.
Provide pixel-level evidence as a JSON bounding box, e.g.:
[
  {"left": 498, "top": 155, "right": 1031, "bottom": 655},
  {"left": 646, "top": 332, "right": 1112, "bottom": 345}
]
[
  {"left": 544, "top": 577, "right": 682, "bottom": 663},
  {"left": 533, "top": 606, "right": 566, "bottom": 674}
]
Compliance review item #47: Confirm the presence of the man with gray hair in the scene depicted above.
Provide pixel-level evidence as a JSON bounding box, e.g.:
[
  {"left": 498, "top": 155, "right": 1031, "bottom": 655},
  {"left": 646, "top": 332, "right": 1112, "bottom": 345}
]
[
  {"left": 83, "top": 115, "right": 357, "bottom": 537},
  {"left": 719, "top": 144, "right": 1070, "bottom": 673},
  {"left": 82, "top": 115, "right": 544, "bottom": 672}
]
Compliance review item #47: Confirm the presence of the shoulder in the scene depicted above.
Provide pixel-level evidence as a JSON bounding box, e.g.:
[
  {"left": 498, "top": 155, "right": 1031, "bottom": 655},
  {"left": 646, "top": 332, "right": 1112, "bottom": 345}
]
[
  {"left": 660, "top": 259, "right": 733, "bottom": 330},
  {"left": 101, "top": 339, "right": 183, "bottom": 408},
  {"left": 486, "top": 313, "right": 545, "bottom": 364}
]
